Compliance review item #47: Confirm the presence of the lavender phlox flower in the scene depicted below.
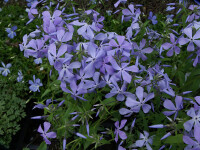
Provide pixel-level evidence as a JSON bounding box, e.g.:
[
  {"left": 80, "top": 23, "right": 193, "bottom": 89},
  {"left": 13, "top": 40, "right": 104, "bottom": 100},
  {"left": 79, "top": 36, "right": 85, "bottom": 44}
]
[
  {"left": 75, "top": 67, "right": 92, "bottom": 84},
  {"left": 184, "top": 107, "right": 200, "bottom": 131},
  {"left": 56, "top": 27, "right": 74, "bottom": 43},
  {"left": 60, "top": 80, "right": 87, "bottom": 101},
  {"left": 134, "top": 131, "right": 154, "bottom": 150},
  {"left": 162, "top": 33, "right": 180, "bottom": 57},
  {"left": 58, "top": 59, "right": 81, "bottom": 80},
  {"left": 34, "top": 58, "right": 42, "bottom": 64},
  {"left": 114, "top": 0, "right": 127, "bottom": 8},
  {"left": 166, "top": 15, "right": 174, "bottom": 23},
  {"left": 114, "top": 119, "right": 127, "bottom": 142},
  {"left": 43, "top": 21, "right": 57, "bottom": 35},
  {"left": 166, "top": 6, "right": 175, "bottom": 11},
  {"left": 105, "top": 80, "right": 133, "bottom": 101},
  {"left": 132, "top": 39, "right": 153, "bottom": 61},
  {"left": 6, "top": 26, "right": 17, "bottom": 39},
  {"left": 109, "top": 56, "right": 138, "bottom": 83},
  {"left": 0, "top": 62, "right": 11, "bottom": 76},
  {"left": 179, "top": 27, "right": 200, "bottom": 51},
  {"left": 85, "top": 9, "right": 100, "bottom": 15},
  {"left": 108, "top": 35, "right": 132, "bottom": 57},
  {"left": 118, "top": 141, "right": 126, "bottom": 150},
  {"left": 42, "top": 10, "right": 62, "bottom": 26},
  {"left": 126, "top": 22, "right": 140, "bottom": 38},
  {"left": 26, "top": 0, "right": 38, "bottom": 7},
  {"left": 37, "top": 122, "right": 56, "bottom": 145},
  {"left": 92, "top": 13, "right": 104, "bottom": 31},
  {"left": 186, "top": 5, "right": 200, "bottom": 22},
  {"left": 186, "top": 21, "right": 200, "bottom": 30},
  {"left": 163, "top": 96, "right": 183, "bottom": 120},
  {"left": 84, "top": 42, "right": 105, "bottom": 77},
  {"left": 148, "top": 11, "right": 158, "bottom": 25},
  {"left": 101, "top": 74, "right": 117, "bottom": 88},
  {"left": 193, "top": 49, "right": 200, "bottom": 67},
  {"left": 48, "top": 43, "right": 69, "bottom": 70},
  {"left": 71, "top": 20, "right": 96, "bottom": 39},
  {"left": 17, "top": 70, "right": 23, "bottom": 82},
  {"left": 99, "top": 56, "right": 114, "bottom": 75},
  {"left": 29, "top": 29, "right": 41, "bottom": 38},
  {"left": 122, "top": 4, "right": 141, "bottom": 22},
  {"left": 26, "top": 39, "right": 45, "bottom": 58},
  {"left": 146, "top": 27, "right": 161, "bottom": 40},
  {"left": 28, "top": 1, "right": 38, "bottom": 20},
  {"left": 125, "top": 86, "right": 154, "bottom": 113},
  {"left": 29, "top": 75, "right": 43, "bottom": 92},
  {"left": 84, "top": 72, "right": 106, "bottom": 92},
  {"left": 183, "top": 125, "right": 200, "bottom": 150}
]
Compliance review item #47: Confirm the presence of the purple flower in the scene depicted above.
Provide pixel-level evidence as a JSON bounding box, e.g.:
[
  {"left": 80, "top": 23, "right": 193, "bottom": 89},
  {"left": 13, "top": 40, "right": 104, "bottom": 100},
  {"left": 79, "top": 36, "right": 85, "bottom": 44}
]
[
  {"left": 135, "top": 131, "right": 154, "bottom": 150},
  {"left": 92, "top": 13, "right": 104, "bottom": 31},
  {"left": 122, "top": 4, "right": 141, "bottom": 22},
  {"left": 57, "top": 27, "right": 74, "bottom": 43},
  {"left": 37, "top": 122, "right": 56, "bottom": 145},
  {"left": 84, "top": 42, "right": 105, "bottom": 77},
  {"left": 186, "top": 5, "right": 200, "bottom": 22},
  {"left": 114, "top": 119, "right": 127, "bottom": 142},
  {"left": 179, "top": 27, "right": 200, "bottom": 51},
  {"left": 105, "top": 80, "right": 133, "bottom": 101},
  {"left": 58, "top": 59, "right": 81, "bottom": 80},
  {"left": 29, "top": 75, "right": 43, "bottom": 92},
  {"left": 17, "top": 70, "right": 23, "bottom": 82},
  {"left": 108, "top": 35, "right": 132, "bottom": 57},
  {"left": 0, "top": 62, "right": 11, "bottom": 76},
  {"left": 109, "top": 56, "right": 138, "bottom": 83},
  {"left": 114, "top": 0, "right": 127, "bottom": 8},
  {"left": 84, "top": 72, "right": 106, "bottom": 92},
  {"left": 162, "top": 33, "right": 180, "bottom": 57},
  {"left": 60, "top": 80, "right": 87, "bottom": 101},
  {"left": 42, "top": 10, "right": 62, "bottom": 26},
  {"left": 193, "top": 49, "right": 200, "bottom": 67},
  {"left": 28, "top": 1, "right": 38, "bottom": 20},
  {"left": 71, "top": 21, "right": 96, "bottom": 40},
  {"left": 132, "top": 39, "right": 153, "bottom": 61},
  {"left": 184, "top": 107, "right": 200, "bottom": 132},
  {"left": 183, "top": 125, "right": 200, "bottom": 150},
  {"left": 125, "top": 86, "right": 154, "bottom": 113},
  {"left": 163, "top": 96, "right": 183, "bottom": 120},
  {"left": 48, "top": 43, "right": 68, "bottom": 70},
  {"left": 148, "top": 11, "right": 158, "bottom": 25},
  {"left": 6, "top": 26, "right": 17, "bottom": 39},
  {"left": 26, "top": 39, "right": 45, "bottom": 58}
]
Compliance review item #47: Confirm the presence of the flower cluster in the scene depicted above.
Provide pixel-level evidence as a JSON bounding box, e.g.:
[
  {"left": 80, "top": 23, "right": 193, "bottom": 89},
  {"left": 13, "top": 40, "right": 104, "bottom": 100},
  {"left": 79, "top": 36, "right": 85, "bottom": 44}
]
[{"left": 18, "top": 0, "right": 200, "bottom": 149}]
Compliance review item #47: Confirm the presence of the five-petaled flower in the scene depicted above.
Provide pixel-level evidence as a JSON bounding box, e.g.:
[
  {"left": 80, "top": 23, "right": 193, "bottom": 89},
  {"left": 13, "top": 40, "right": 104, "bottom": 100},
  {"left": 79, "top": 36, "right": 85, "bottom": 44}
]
[
  {"left": 29, "top": 75, "right": 43, "bottom": 92},
  {"left": 37, "top": 122, "right": 56, "bottom": 145},
  {"left": 114, "top": 119, "right": 127, "bottom": 142},
  {"left": 0, "top": 62, "right": 11, "bottom": 76}
]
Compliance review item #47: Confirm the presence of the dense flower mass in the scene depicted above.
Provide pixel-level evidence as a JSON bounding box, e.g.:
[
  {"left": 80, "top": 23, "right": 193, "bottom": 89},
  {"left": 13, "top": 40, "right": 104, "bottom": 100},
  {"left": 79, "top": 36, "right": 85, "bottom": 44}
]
[{"left": 6, "top": 0, "right": 200, "bottom": 149}]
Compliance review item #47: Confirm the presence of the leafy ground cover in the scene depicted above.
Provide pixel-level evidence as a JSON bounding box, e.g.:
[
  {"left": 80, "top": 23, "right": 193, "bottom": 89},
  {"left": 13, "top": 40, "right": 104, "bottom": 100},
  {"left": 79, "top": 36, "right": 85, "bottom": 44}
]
[{"left": 1, "top": 0, "right": 200, "bottom": 150}]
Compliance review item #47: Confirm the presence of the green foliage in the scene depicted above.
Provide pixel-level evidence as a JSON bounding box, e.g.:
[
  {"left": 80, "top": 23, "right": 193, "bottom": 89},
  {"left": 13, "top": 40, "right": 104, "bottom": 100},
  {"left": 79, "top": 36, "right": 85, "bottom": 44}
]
[{"left": 0, "top": 77, "right": 26, "bottom": 148}]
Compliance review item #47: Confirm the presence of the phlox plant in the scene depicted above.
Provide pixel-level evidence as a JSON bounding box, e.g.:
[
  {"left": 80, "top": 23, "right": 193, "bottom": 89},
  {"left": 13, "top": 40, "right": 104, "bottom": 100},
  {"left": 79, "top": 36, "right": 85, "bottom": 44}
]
[{"left": 17, "top": 0, "right": 200, "bottom": 150}]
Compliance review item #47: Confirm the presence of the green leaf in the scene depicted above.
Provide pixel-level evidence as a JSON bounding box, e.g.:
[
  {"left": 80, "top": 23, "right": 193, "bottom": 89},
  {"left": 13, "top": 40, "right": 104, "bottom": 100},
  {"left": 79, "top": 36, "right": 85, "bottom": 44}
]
[
  {"left": 41, "top": 89, "right": 51, "bottom": 98},
  {"left": 37, "top": 141, "right": 47, "bottom": 150},
  {"left": 164, "top": 134, "right": 183, "bottom": 144}
]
